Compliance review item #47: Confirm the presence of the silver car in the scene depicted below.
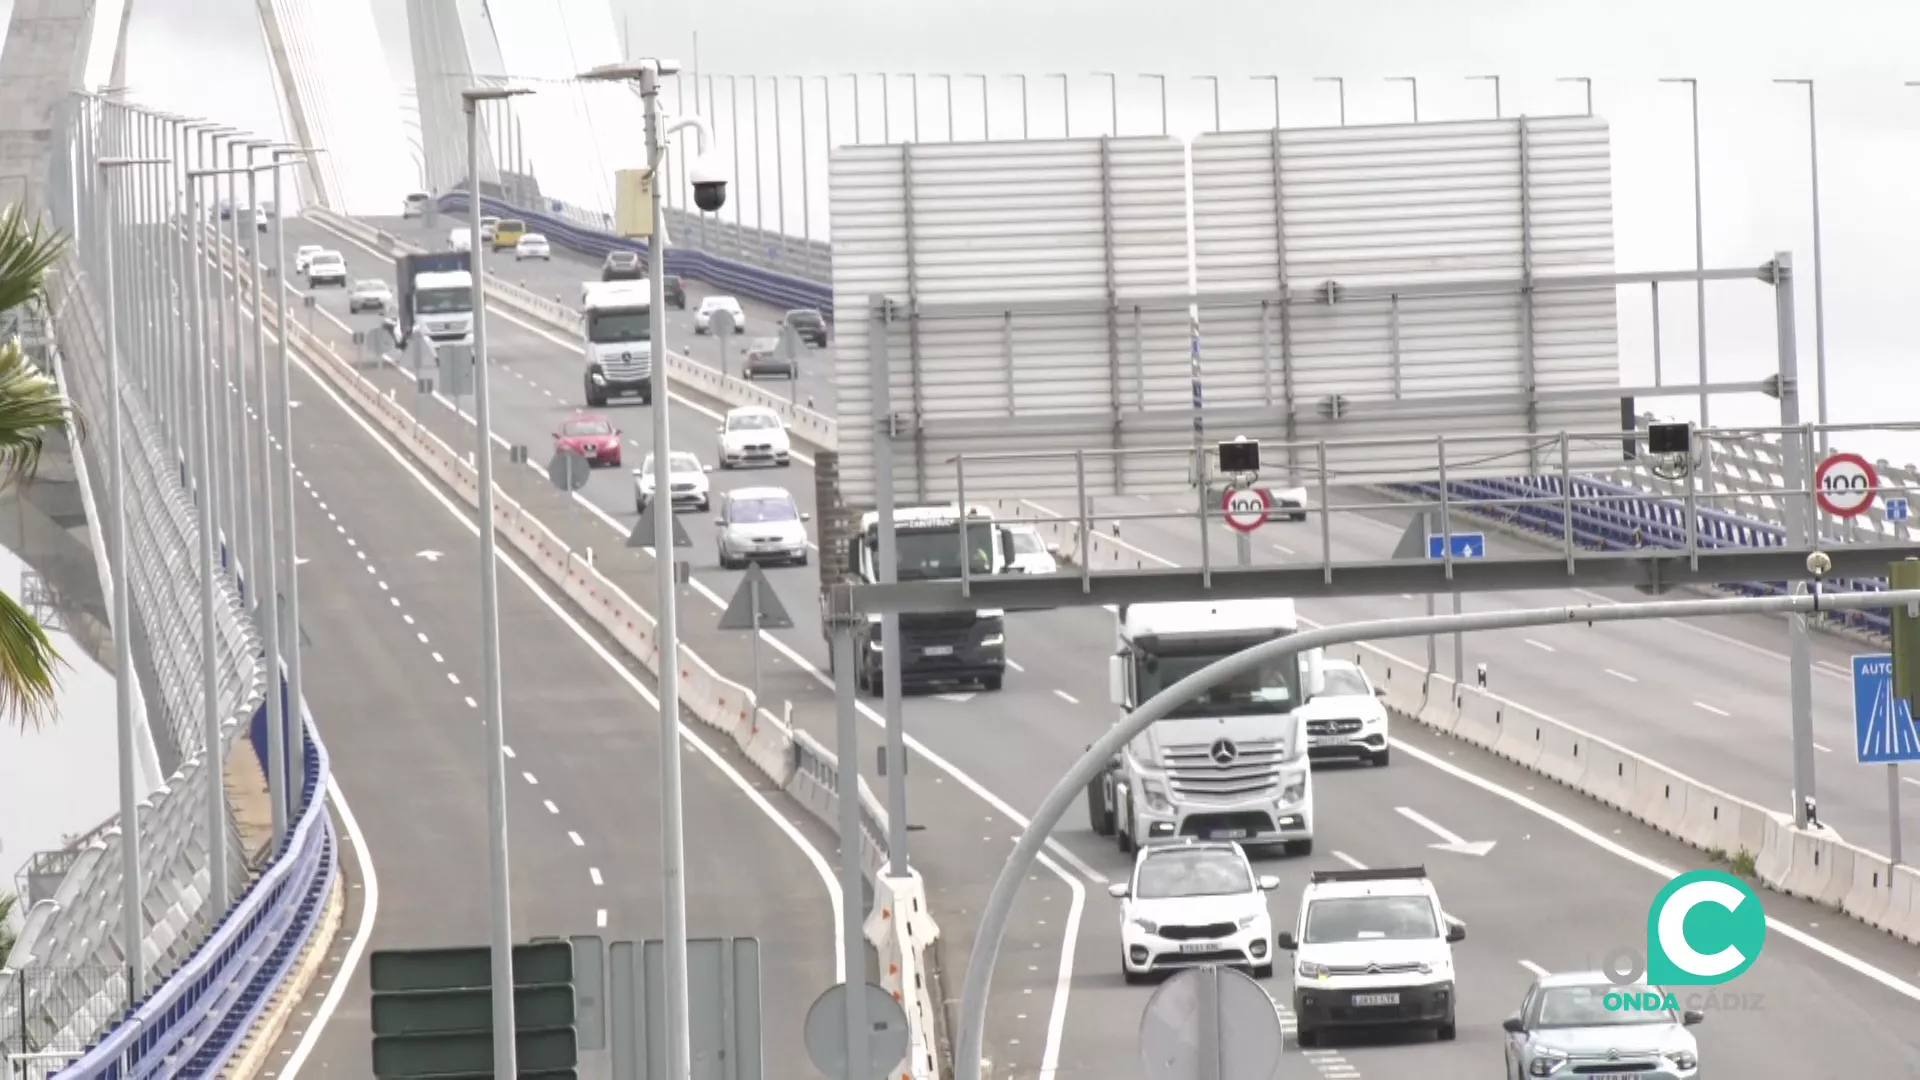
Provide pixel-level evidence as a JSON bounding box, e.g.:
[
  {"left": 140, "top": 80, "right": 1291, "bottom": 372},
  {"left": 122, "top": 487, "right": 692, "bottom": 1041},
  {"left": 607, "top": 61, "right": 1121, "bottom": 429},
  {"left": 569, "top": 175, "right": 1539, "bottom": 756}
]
[
  {"left": 714, "top": 486, "right": 810, "bottom": 569},
  {"left": 347, "top": 279, "right": 392, "bottom": 313},
  {"left": 1503, "top": 972, "right": 1701, "bottom": 1079}
]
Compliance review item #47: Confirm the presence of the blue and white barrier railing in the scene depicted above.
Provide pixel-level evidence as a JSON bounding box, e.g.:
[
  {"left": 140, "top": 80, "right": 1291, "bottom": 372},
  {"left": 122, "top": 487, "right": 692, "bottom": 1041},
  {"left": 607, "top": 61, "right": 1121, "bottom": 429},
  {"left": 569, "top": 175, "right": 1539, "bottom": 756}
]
[{"left": 434, "top": 192, "right": 834, "bottom": 320}]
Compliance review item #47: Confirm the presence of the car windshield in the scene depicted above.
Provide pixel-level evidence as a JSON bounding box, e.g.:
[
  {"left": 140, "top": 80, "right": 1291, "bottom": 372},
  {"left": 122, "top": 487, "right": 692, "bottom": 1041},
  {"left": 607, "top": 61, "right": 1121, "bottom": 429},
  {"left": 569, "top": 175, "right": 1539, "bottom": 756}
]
[
  {"left": 587, "top": 311, "right": 651, "bottom": 343},
  {"left": 728, "top": 497, "right": 798, "bottom": 524},
  {"left": 298, "top": 246, "right": 320, "bottom": 255},
  {"left": 1004, "top": 529, "right": 1046, "bottom": 556},
  {"left": 1321, "top": 668, "right": 1370, "bottom": 697},
  {"left": 609, "top": 253, "right": 637, "bottom": 265},
  {"left": 406, "top": 193, "right": 429, "bottom": 203},
  {"left": 728, "top": 413, "right": 780, "bottom": 432},
  {"left": 640, "top": 453, "right": 702, "bottom": 475},
  {"left": 562, "top": 419, "right": 612, "bottom": 437},
  {"left": 312, "top": 256, "right": 342, "bottom": 268},
  {"left": 1533, "top": 985, "right": 1673, "bottom": 1029},
  {"left": 873, "top": 524, "right": 996, "bottom": 580},
  {"left": 787, "top": 311, "right": 822, "bottom": 325},
  {"left": 1138, "top": 653, "right": 1299, "bottom": 718},
  {"left": 1302, "top": 896, "right": 1439, "bottom": 944},
  {"left": 500, "top": 220, "right": 525, "bottom": 231},
  {"left": 522, "top": 235, "right": 546, "bottom": 244},
  {"left": 1134, "top": 849, "right": 1251, "bottom": 900},
  {"left": 354, "top": 280, "right": 386, "bottom": 292},
  {"left": 415, "top": 287, "right": 470, "bottom": 314},
  {"left": 704, "top": 299, "right": 740, "bottom": 312},
  {"left": 750, "top": 338, "right": 780, "bottom": 354}
]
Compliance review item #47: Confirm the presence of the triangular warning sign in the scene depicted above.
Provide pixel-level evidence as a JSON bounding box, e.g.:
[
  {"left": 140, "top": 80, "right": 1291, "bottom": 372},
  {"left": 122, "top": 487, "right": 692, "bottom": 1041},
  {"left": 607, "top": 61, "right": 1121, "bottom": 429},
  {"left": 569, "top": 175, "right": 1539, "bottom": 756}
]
[
  {"left": 628, "top": 501, "right": 693, "bottom": 549},
  {"left": 718, "top": 563, "right": 794, "bottom": 631}
]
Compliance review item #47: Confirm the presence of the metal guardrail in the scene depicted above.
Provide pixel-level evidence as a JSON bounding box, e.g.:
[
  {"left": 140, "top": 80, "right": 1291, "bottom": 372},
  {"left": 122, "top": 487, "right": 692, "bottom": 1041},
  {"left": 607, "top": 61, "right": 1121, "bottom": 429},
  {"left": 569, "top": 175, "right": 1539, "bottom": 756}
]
[{"left": 0, "top": 268, "right": 337, "bottom": 1078}]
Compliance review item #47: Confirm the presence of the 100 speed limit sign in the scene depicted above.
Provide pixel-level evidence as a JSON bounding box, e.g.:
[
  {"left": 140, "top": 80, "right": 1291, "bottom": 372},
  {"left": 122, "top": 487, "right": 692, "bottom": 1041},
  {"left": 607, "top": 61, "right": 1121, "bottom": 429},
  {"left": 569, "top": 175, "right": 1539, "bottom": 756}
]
[{"left": 1814, "top": 452, "right": 1878, "bottom": 518}]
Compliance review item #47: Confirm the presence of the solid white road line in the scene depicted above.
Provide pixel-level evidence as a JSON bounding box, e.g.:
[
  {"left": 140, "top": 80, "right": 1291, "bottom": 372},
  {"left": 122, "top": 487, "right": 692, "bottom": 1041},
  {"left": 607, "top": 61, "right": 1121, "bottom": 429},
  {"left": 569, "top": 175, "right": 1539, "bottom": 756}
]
[
  {"left": 280, "top": 775, "right": 378, "bottom": 1079},
  {"left": 1517, "top": 959, "right": 1550, "bottom": 978},
  {"left": 1693, "top": 701, "right": 1730, "bottom": 717},
  {"left": 1606, "top": 669, "right": 1638, "bottom": 683}
]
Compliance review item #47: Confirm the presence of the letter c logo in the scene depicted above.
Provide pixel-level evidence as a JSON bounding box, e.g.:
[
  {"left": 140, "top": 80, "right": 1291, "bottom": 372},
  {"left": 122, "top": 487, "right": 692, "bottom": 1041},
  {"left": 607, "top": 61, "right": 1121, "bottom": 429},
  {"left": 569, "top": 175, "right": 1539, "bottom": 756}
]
[{"left": 1646, "top": 869, "right": 1766, "bottom": 986}]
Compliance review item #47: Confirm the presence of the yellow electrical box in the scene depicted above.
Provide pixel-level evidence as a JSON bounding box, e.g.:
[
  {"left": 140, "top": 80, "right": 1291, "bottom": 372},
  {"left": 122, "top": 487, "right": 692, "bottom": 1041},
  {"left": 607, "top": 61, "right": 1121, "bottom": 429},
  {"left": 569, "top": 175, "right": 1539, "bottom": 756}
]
[{"left": 614, "top": 168, "right": 654, "bottom": 238}]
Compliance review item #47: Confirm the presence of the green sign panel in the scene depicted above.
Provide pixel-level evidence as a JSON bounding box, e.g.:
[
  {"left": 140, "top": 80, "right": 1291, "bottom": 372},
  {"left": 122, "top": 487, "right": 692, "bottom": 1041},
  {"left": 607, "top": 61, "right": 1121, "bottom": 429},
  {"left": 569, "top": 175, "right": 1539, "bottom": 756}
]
[
  {"left": 371, "top": 941, "right": 573, "bottom": 993},
  {"left": 372, "top": 983, "right": 576, "bottom": 1037},
  {"left": 370, "top": 941, "right": 578, "bottom": 1078},
  {"left": 371, "top": 1026, "right": 579, "bottom": 1075}
]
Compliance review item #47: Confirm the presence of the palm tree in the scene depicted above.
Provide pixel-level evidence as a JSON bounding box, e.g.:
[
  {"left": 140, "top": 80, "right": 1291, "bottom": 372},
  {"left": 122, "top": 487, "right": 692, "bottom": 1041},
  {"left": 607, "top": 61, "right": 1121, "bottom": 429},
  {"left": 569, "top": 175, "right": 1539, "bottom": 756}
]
[
  {"left": 0, "top": 201, "right": 78, "bottom": 730},
  {"left": 0, "top": 889, "right": 18, "bottom": 967}
]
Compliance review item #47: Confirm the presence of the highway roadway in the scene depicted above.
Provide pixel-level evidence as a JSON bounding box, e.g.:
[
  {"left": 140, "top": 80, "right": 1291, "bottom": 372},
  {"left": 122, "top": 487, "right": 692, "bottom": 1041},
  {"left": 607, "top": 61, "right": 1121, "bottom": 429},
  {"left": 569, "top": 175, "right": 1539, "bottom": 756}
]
[
  {"left": 234, "top": 246, "right": 840, "bottom": 1076},
  {"left": 295, "top": 211, "right": 1920, "bottom": 1079}
]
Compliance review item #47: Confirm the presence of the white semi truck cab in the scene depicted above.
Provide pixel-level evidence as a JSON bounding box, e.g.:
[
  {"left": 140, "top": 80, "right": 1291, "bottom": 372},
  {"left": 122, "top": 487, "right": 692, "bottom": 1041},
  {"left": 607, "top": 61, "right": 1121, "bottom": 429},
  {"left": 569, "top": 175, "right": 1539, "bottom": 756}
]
[
  {"left": 581, "top": 281, "right": 654, "bottom": 406},
  {"left": 1087, "top": 598, "right": 1323, "bottom": 856}
]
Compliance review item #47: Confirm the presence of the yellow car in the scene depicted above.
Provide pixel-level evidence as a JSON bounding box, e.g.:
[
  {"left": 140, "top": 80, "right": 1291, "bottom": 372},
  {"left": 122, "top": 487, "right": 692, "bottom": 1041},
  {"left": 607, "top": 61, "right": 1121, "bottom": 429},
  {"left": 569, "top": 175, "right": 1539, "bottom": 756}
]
[{"left": 492, "top": 218, "right": 526, "bottom": 251}]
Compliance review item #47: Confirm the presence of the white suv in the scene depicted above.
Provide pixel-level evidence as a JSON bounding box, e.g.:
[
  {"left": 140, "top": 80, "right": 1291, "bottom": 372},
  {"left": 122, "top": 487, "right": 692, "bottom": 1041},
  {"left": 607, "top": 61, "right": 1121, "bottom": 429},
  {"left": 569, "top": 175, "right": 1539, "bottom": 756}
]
[
  {"left": 1297, "top": 658, "right": 1390, "bottom": 766},
  {"left": 1277, "top": 866, "right": 1463, "bottom": 1047},
  {"left": 694, "top": 295, "right": 746, "bottom": 334},
  {"left": 1107, "top": 839, "right": 1278, "bottom": 984},
  {"left": 716, "top": 406, "right": 791, "bottom": 469}
]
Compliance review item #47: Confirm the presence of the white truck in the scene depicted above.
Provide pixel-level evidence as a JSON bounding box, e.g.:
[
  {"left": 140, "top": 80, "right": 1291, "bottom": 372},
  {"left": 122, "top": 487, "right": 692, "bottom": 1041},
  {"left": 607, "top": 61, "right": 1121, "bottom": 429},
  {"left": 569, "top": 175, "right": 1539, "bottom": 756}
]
[
  {"left": 1087, "top": 598, "right": 1322, "bottom": 856},
  {"left": 392, "top": 252, "right": 474, "bottom": 347},
  {"left": 581, "top": 281, "right": 654, "bottom": 406}
]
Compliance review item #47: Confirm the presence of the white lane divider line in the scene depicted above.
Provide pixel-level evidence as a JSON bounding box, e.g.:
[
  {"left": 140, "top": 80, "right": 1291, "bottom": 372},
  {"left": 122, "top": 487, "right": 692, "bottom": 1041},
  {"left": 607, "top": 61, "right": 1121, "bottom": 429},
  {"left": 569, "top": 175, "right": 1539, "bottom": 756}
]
[
  {"left": 1052, "top": 689, "right": 1080, "bottom": 706},
  {"left": 465, "top": 696, "right": 478, "bottom": 709},
  {"left": 502, "top": 746, "right": 515, "bottom": 759},
  {"left": 1606, "top": 669, "right": 1638, "bottom": 683},
  {"left": 568, "top": 831, "right": 585, "bottom": 847},
  {"left": 447, "top": 672, "right": 460, "bottom": 684},
  {"left": 596, "top": 908, "right": 608, "bottom": 929},
  {"left": 1006, "top": 659, "right": 1026, "bottom": 674},
  {"left": 1331, "top": 851, "right": 1367, "bottom": 871},
  {"left": 1693, "top": 701, "right": 1729, "bottom": 717},
  {"left": 544, "top": 799, "right": 560, "bottom": 814},
  {"left": 589, "top": 867, "right": 603, "bottom": 886},
  {"left": 522, "top": 771, "right": 539, "bottom": 785},
  {"left": 1518, "top": 959, "right": 1550, "bottom": 978},
  {"left": 1271, "top": 543, "right": 1295, "bottom": 556},
  {"left": 1524, "top": 638, "right": 1555, "bottom": 653},
  {"left": 1814, "top": 743, "right": 1832, "bottom": 753}
]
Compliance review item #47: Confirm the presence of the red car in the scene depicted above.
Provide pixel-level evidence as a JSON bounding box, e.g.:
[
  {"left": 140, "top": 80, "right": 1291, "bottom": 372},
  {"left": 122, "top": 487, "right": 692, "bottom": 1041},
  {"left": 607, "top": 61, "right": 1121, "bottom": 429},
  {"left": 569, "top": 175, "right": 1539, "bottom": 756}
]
[{"left": 554, "top": 413, "right": 623, "bottom": 467}]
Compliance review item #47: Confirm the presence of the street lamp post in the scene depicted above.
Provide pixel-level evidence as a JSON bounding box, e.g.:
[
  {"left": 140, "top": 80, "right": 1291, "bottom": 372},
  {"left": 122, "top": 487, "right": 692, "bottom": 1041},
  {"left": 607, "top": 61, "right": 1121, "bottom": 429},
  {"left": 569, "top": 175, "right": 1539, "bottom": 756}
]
[
  {"left": 1660, "top": 78, "right": 1710, "bottom": 428},
  {"left": 876, "top": 73, "right": 892, "bottom": 143},
  {"left": 1315, "top": 76, "right": 1346, "bottom": 125},
  {"left": 967, "top": 74, "right": 990, "bottom": 139},
  {"left": 270, "top": 145, "right": 321, "bottom": 809},
  {"left": 1388, "top": 76, "right": 1420, "bottom": 122},
  {"left": 1558, "top": 76, "right": 1593, "bottom": 117},
  {"left": 1253, "top": 75, "right": 1280, "bottom": 129},
  {"left": 748, "top": 74, "right": 763, "bottom": 232},
  {"left": 797, "top": 76, "right": 814, "bottom": 241},
  {"left": 1142, "top": 73, "right": 1167, "bottom": 135},
  {"left": 579, "top": 60, "right": 725, "bottom": 1080},
  {"left": 771, "top": 77, "right": 786, "bottom": 236},
  {"left": 932, "top": 73, "right": 954, "bottom": 141},
  {"left": 1195, "top": 75, "right": 1221, "bottom": 131},
  {"left": 1470, "top": 74, "right": 1502, "bottom": 118},
  {"left": 848, "top": 73, "right": 863, "bottom": 143},
  {"left": 908, "top": 73, "right": 921, "bottom": 143},
  {"left": 1776, "top": 78, "right": 1829, "bottom": 451},
  {"left": 1048, "top": 73, "right": 1069, "bottom": 136},
  {"left": 1012, "top": 74, "right": 1028, "bottom": 138},
  {"left": 1094, "top": 72, "right": 1118, "bottom": 135},
  {"left": 462, "top": 83, "right": 534, "bottom": 1080},
  {"left": 97, "top": 150, "right": 172, "bottom": 1005}
]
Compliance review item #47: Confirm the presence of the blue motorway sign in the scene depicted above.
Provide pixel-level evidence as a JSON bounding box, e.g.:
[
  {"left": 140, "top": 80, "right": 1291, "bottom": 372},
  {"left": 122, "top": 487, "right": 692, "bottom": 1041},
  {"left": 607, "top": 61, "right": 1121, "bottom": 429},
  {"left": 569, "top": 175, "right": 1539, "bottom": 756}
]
[
  {"left": 1427, "top": 533, "right": 1486, "bottom": 559},
  {"left": 1851, "top": 654, "right": 1920, "bottom": 764},
  {"left": 1886, "top": 497, "right": 1911, "bottom": 523}
]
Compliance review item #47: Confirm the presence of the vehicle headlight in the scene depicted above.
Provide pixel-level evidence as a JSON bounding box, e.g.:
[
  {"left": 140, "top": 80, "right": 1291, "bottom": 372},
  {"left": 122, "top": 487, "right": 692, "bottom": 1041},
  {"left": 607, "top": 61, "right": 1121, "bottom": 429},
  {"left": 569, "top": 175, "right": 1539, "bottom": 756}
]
[
  {"left": 980, "top": 633, "right": 1005, "bottom": 648},
  {"left": 1297, "top": 961, "right": 1330, "bottom": 980},
  {"left": 591, "top": 371, "right": 607, "bottom": 384},
  {"left": 1279, "top": 776, "right": 1307, "bottom": 804},
  {"left": 977, "top": 608, "right": 1005, "bottom": 619},
  {"left": 1665, "top": 1050, "right": 1697, "bottom": 1071},
  {"left": 1131, "top": 917, "right": 1159, "bottom": 935},
  {"left": 1140, "top": 780, "right": 1170, "bottom": 813},
  {"left": 1528, "top": 1049, "right": 1567, "bottom": 1077}
]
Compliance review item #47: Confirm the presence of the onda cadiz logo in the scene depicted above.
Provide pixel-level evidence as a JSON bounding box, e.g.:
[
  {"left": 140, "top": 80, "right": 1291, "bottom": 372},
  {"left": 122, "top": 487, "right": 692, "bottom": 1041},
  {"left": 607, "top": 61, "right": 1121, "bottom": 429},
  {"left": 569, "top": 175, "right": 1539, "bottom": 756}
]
[{"left": 1647, "top": 869, "right": 1766, "bottom": 985}]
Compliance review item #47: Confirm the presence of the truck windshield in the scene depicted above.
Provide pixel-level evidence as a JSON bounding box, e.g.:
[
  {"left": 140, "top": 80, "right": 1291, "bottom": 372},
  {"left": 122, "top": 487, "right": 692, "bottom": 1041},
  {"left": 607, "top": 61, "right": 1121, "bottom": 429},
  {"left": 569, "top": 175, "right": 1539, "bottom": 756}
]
[
  {"left": 588, "top": 310, "right": 652, "bottom": 343},
  {"left": 868, "top": 524, "right": 996, "bottom": 581},
  {"left": 416, "top": 287, "right": 471, "bottom": 315},
  {"left": 1136, "top": 651, "right": 1299, "bottom": 718}
]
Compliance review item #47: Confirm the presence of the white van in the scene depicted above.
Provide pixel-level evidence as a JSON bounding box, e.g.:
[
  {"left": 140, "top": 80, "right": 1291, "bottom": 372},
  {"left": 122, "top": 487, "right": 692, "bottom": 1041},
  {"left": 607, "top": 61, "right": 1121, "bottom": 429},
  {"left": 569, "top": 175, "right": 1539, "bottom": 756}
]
[{"left": 403, "top": 192, "right": 432, "bottom": 218}]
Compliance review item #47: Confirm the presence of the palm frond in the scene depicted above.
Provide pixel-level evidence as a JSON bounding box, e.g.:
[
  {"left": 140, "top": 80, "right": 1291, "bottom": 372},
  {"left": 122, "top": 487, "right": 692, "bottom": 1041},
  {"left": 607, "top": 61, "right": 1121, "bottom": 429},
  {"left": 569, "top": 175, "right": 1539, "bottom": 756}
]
[
  {"left": 0, "top": 585, "right": 63, "bottom": 730},
  {"left": 0, "top": 889, "right": 17, "bottom": 967},
  {"left": 0, "top": 338, "right": 76, "bottom": 495},
  {"left": 0, "top": 203, "right": 69, "bottom": 317}
]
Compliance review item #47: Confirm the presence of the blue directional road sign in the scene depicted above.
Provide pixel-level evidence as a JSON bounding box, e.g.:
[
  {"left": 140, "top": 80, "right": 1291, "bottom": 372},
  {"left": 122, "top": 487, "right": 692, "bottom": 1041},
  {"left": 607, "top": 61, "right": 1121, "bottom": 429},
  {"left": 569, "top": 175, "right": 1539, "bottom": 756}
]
[
  {"left": 1427, "top": 533, "right": 1486, "bottom": 559},
  {"left": 1886, "top": 497, "right": 1911, "bottom": 523},
  {"left": 1851, "top": 654, "right": 1920, "bottom": 764}
]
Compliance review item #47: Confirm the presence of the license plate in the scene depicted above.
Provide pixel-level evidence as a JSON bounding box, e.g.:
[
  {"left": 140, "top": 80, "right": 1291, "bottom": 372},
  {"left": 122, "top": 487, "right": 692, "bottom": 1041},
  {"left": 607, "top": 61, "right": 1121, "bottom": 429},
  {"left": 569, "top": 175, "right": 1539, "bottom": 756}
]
[
  {"left": 1209, "top": 828, "right": 1249, "bottom": 839},
  {"left": 1350, "top": 992, "right": 1400, "bottom": 1007},
  {"left": 1177, "top": 943, "right": 1216, "bottom": 954},
  {"left": 923, "top": 645, "right": 954, "bottom": 657},
  {"left": 1586, "top": 1074, "right": 1636, "bottom": 1080}
]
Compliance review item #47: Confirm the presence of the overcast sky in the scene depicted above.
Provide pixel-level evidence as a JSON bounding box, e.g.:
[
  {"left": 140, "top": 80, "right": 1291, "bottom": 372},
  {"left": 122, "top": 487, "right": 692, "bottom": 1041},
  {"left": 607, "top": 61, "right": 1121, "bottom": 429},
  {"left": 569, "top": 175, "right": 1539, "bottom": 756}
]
[{"left": 8, "top": 0, "right": 1920, "bottom": 451}]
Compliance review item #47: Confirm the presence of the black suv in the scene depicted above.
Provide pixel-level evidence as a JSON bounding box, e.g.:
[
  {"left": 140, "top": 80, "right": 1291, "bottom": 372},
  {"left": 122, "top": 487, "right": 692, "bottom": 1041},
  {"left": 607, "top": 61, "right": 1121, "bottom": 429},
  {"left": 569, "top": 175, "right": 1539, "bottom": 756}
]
[
  {"left": 602, "top": 250, "right": 642, "bottom": 280},
  {"left": 781, "top": 308, "right": 829, "bottom": 347},
  {"left": 663, "top": 275, "right": 687, "bottom": 309}
]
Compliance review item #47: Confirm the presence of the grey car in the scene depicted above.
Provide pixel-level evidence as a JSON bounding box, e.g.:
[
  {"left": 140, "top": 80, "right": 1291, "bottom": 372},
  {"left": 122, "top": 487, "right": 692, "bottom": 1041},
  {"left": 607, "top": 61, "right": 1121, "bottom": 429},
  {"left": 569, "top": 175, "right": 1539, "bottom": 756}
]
[
  {"left": 1503, "top": 972, "right": 1701, "bottom": 1079},
  {"left": 347, "top": 279, "right": 392, "bottom": 313},
  {"left": 742, "top": 337, "right": 794, "bottom": 380}
]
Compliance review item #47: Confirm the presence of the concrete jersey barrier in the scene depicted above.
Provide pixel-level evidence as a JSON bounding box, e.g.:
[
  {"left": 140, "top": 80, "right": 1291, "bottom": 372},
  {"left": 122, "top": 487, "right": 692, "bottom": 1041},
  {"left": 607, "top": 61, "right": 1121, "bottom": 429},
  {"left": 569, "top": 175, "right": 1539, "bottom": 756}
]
[{"left": 272, "top": 278, "right": 940, "bottom": 1080}]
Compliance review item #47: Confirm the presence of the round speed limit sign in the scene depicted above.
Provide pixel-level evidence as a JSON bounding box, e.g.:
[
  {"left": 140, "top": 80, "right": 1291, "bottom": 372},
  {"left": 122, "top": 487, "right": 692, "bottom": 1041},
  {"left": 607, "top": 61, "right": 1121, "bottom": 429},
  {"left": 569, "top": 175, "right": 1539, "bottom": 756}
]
[
  {"left": 1814, "top": 452, "right": 1878, "bottom": 518},
  {"left": 1222, "top": 487, "right": 1271, "bottom": 533}
]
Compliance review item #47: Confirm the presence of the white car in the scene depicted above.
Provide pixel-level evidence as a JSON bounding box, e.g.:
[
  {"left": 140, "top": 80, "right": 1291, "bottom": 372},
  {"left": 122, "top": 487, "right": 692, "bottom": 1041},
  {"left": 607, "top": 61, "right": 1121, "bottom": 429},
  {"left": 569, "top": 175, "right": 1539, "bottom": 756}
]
[
  {"left": 480, "top": 216, "right": 500, "bottom": 244},
  {"left": 633, "top": 451, "right": 711, "bottom": 513},
  {"left": 714, "top": 486, "right": 810, "bottom": 569},
  {"left": 306, "top": 252, "right": 347, "bottom": 287},
  {"left": 999, "top": 524, "right": 1060, "bottom": 575},
  {"left": 1108, "top": 839, "right": 1278, "bottom": 984},
  {"left": 1270, "top": 484, "right": 1309, "bottom": 522},
  {"left": 694, "top": 296, "right": 746, "bottom": 334},
  {"left": 516, "top": 234, "right": 551, "bottom": 260},
  {"left": 250, "top": 208, "right": 270, "bottom": 233},
  {"left": 449, "top": 227, "right": 471, "bottom": 253},
  {"left": 716, "top": 406, "right": 790, "bottom": 469},
  {"left": 347, "top": 279, "right": 392, "bottom": 314},
  {"left": 403, "top": 192, "right": 431, "bottom": 218},
  {"left": 1278, "top": 865, "right": 1463, "bottom": 1047},
  {"left": 1297, "top": 658, "right": 1390, "bottom": 766},
  {"left": 294, "top": 244, "right": 324, "bottom": 275}
]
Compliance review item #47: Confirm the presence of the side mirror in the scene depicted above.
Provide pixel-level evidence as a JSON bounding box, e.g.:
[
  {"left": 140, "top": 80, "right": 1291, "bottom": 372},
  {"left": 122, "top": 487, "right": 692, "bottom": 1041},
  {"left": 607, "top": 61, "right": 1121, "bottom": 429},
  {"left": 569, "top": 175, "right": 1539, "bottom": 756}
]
[
  {"left": 716, "top": 426, "right": 725, "bottom": 434},
  {"left": 551, "top": 431, "right": 559, "bottom": 439},
  {"left": 801, "top": 512, "right": 812, "bottom": 522},
  {"left": 615, "top": 429, "right": 624, "bottom": 436},
  {"left": 1375, "top": 686, "right": 1388, "bottom": 697},
  {"left": 1446, "top": 922, "right": 1467, "bottom": 943},
  {"left": 1108, "top": 654, "right": 1128, "bottom": 707},
  {"left": 1107, "top": 882, "right": 1129, "bottom": 899},
  {"left": 1275, "top": 931, "right": 1297, "bottom": 951},
  {"left": 631, "top": 468, "right": 643, "bottom": 476},
  {"left": 702, "top": 465, "right": 713, "bottom": 473},
  {"left": 1257, "top": 875, "right": 1280, "bottom": 891},
  {"left": 1502, "top": 1015, "right": 1525, "bottom": 1034},
  {"left": 1682, "top": 1009, "right": 1704, "bottom": 1026},
  {"left": 713, "top": 517, "right": 725, "bottom": 527},
  {"left": 1046, "top": 543, "right": 1062, "bottom": 556}
]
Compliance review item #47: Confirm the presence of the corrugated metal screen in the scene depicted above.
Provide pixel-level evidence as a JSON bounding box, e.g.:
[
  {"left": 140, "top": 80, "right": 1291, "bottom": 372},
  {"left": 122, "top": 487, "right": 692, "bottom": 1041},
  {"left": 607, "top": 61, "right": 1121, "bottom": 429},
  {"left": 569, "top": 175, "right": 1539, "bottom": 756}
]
[{"left": 830, "top": 117, "right": 1624, "bottom": 506}]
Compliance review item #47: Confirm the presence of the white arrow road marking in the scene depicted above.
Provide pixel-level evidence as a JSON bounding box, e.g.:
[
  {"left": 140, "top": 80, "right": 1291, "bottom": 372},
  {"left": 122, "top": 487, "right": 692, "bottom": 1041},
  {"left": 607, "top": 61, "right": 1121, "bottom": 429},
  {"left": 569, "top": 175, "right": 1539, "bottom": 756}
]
[
  {"left": 1395, "top": 806, "right": 1497, "bottom": 857},
  {"left": 417, "top": 550, "right": 444, "bottom": 562}
]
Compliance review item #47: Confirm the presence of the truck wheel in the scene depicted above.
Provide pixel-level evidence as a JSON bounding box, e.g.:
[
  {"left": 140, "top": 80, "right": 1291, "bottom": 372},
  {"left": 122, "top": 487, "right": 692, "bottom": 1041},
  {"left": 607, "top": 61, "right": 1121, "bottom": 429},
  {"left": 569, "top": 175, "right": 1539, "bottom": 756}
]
[
  {"left": 981, "top": 675, "right": 1003, "bottom": 691},
  {"left": 1086, "top": 779, "right": 1115, "bottom": 836},
  {"left": 1117, "top": 813, "right": 1136, "bottom": 854}
]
